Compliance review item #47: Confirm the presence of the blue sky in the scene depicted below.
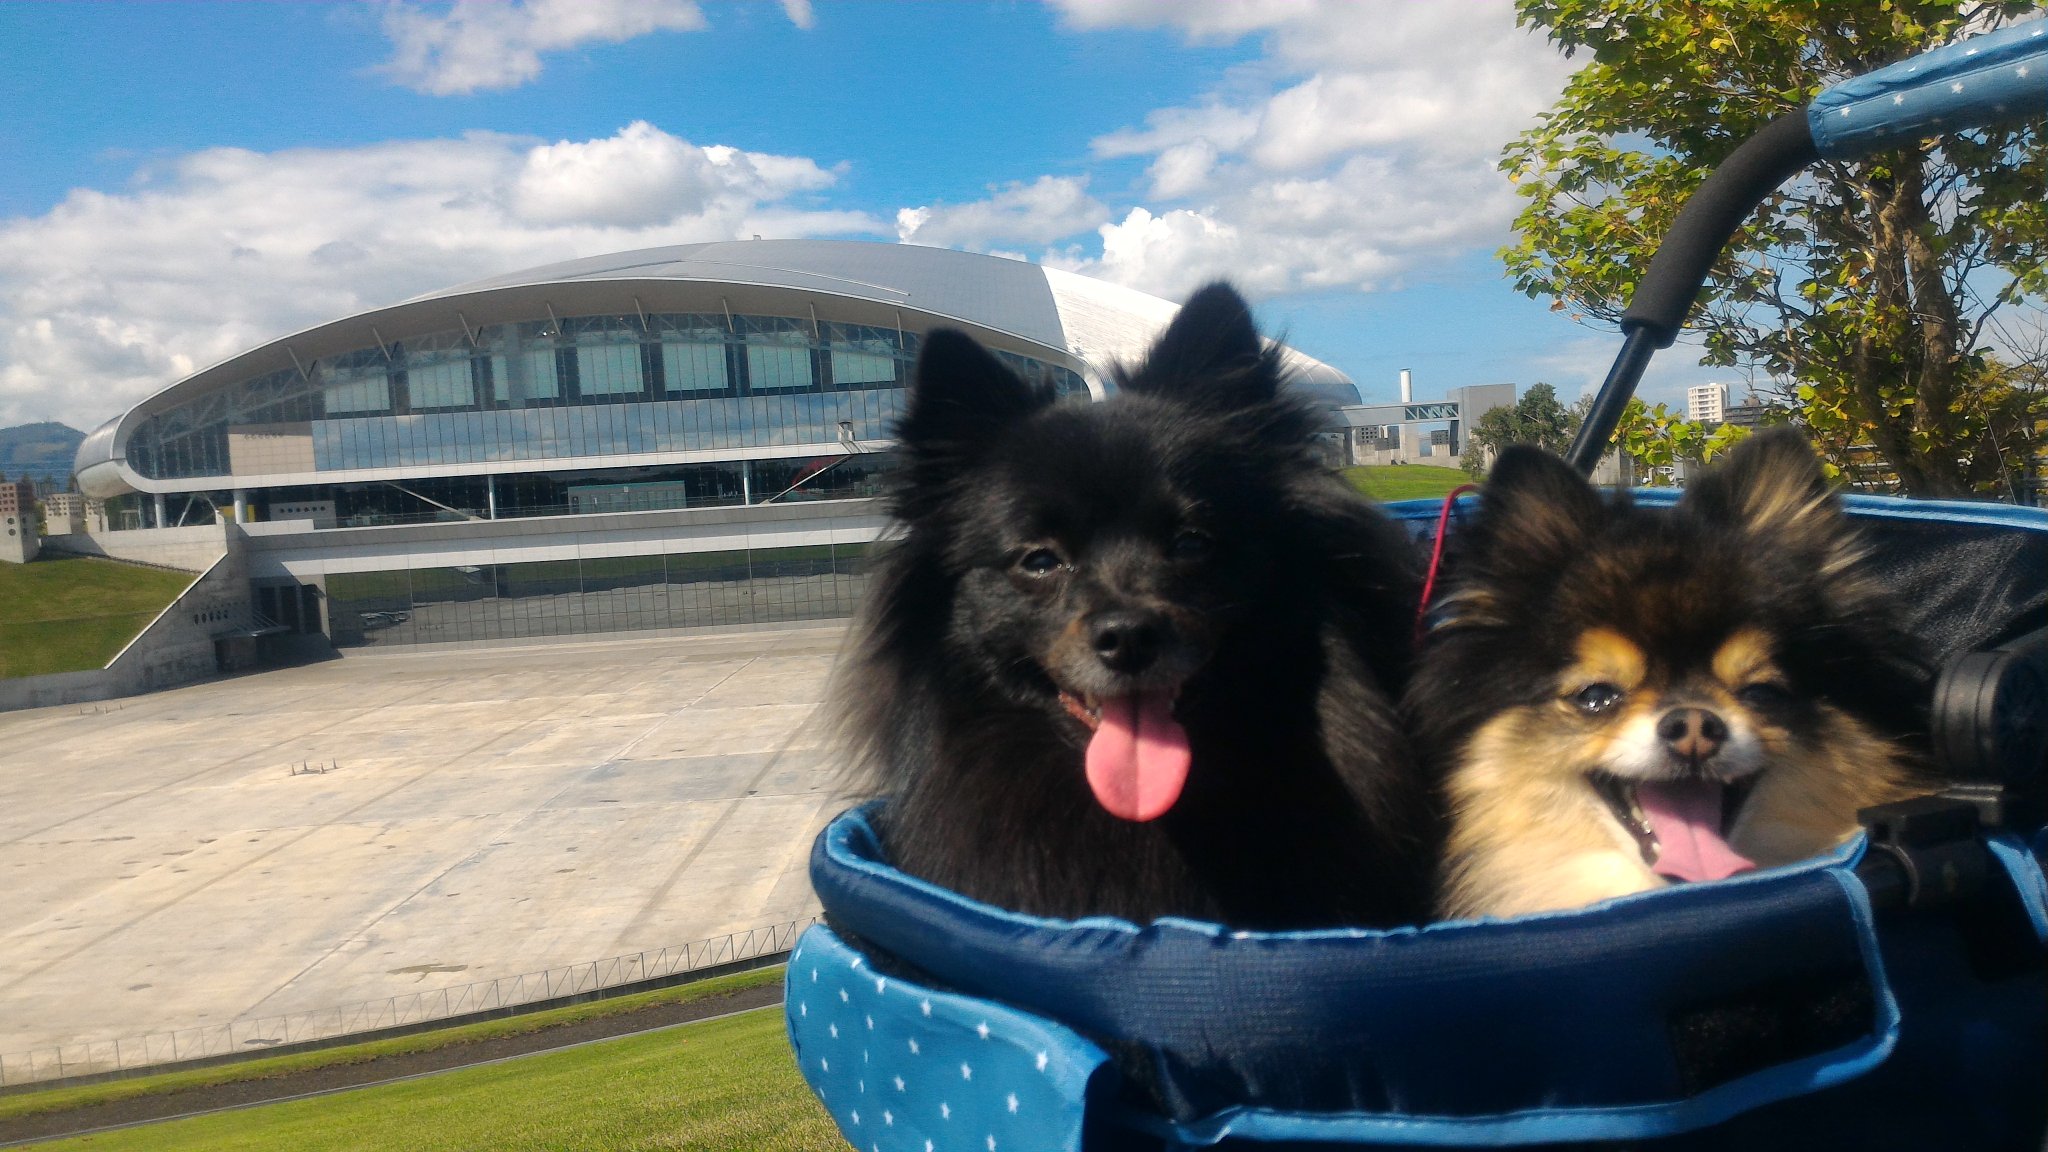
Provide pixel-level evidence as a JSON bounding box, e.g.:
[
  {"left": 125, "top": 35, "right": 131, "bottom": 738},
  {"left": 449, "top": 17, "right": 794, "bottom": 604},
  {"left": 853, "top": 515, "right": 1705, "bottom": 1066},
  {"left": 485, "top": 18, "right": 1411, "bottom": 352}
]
[{"left": 0, "top": 0, "right": 1733, "bottom": 432}]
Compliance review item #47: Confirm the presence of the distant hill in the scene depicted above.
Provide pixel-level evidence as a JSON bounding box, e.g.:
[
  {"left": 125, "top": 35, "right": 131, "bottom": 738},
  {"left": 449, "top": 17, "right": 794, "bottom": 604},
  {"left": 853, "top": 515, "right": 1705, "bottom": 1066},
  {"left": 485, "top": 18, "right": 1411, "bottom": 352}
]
[{"left": 0, "top": 422, "right": 84, "bottom": 490}]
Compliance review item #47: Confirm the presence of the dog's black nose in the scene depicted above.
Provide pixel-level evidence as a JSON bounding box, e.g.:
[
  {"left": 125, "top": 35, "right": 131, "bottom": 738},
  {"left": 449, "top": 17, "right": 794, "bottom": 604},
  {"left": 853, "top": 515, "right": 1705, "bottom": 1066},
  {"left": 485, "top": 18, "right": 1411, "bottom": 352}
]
[
  {"left": 1088, "top": 610, "right": 1164, "bottom": 674},
  {"left": 1657, "top": 708, "right": 1728, "bottom": 763}
]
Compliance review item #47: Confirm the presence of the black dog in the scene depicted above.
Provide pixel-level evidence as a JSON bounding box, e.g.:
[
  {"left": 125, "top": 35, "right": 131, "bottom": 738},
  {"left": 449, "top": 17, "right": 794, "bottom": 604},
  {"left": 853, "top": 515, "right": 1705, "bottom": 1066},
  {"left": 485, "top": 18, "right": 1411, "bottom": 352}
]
[{"left": 833, "top": 283, "right": 1435, "bottom": 928}]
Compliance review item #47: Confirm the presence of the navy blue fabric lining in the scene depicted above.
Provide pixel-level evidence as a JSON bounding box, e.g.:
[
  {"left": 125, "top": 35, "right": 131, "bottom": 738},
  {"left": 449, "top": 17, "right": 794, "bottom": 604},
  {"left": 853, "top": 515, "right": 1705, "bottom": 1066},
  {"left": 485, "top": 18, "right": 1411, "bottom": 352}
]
[
  {"left": 813, "top": 806, "right": 1900, "bottom": 1141},
  {"left": 1989, "top": 833, "right": 2048, "bottom": 946},
  {"left": 1382, "top": 490, "right": 2048, "bottom": 532}
]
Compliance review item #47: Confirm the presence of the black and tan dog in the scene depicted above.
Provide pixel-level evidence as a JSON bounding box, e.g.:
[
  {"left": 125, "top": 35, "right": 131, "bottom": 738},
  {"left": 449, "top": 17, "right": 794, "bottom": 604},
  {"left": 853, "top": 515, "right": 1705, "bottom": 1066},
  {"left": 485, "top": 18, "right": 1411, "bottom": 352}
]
[
  {"left": 834, "top": 283, "right": 1436, "bottom": 928},
  {"left": 1412, "top": 431, "right": 1931, "bottom": 919}
]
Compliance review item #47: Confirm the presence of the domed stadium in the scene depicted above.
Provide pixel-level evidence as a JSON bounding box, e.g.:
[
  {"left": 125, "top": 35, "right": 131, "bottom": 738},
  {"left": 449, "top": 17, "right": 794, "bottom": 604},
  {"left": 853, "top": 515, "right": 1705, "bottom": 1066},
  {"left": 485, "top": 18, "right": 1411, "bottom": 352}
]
[{"left": 73, "top": 240, "right": 1361, "bottom": 649}]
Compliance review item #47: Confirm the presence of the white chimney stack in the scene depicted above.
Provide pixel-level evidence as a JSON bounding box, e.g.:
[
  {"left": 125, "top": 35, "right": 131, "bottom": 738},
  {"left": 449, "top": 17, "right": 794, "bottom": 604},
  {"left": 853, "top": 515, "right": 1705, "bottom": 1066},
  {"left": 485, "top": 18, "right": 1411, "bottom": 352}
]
[{"left": 1399, "top": 369, "right": 1412, "bottom": 404}]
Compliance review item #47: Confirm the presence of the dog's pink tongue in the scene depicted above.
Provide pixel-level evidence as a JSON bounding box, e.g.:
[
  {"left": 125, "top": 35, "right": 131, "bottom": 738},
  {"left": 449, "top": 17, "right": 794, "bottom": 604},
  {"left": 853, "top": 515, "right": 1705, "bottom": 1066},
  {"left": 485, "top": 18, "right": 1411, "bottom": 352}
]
[
  {"left": 1084, "top": 692, "right": 1190, "bottom": 822},
  {"left": 1640, "top": 779, "right": 1755, "bottom": 883}
]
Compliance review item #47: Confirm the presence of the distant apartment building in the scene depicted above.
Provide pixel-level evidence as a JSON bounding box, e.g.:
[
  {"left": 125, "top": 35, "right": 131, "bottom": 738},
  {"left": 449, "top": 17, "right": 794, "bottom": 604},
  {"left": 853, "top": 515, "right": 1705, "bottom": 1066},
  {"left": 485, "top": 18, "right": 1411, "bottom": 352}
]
[
  {"left": 1688, "top": 383, "right": 1729, "bottom": 425},
  {"left": 0, "top": 479, "right": 37, "bottom": 563},
  {"left": 1446, "top": 383, "right": 1517, "bottom": 457},
  {"left": 41, "top": 492, "right": 103, "bottom": 535},
  {"left": 1723, "top": 399, "right": 1774, "bottom": 428}
]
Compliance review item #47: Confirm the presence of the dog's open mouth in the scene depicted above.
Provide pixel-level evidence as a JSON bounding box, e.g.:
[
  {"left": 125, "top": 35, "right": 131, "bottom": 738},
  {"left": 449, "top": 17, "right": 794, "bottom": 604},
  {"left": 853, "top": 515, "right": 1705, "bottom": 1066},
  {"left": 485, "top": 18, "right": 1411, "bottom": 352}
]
[
  {"left": 1591, "top": 772, "right": 1759, "bottom": 884},
  {"left": 1058, "top": 687, "right": 1189, "bottom": 823}
]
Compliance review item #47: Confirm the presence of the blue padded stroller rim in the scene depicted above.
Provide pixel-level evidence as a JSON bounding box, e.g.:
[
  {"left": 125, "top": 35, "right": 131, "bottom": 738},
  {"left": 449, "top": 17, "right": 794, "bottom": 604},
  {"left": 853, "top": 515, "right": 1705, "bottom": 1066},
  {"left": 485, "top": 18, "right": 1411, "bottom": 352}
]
[
  {"left": 809, "top": 804, "right": 1915, "bottom": 1144},
  {"left": 1383, "top": 487, "right": 2048, "bottom": 530}
]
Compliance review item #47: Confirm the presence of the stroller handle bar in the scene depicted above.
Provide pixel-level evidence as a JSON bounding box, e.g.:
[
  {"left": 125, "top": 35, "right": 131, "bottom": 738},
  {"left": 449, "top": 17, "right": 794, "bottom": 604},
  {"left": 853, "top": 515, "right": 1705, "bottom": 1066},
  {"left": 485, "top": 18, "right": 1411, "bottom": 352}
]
[{"left": 1565, "top": 19, "right": 2048, "bottom": 474}]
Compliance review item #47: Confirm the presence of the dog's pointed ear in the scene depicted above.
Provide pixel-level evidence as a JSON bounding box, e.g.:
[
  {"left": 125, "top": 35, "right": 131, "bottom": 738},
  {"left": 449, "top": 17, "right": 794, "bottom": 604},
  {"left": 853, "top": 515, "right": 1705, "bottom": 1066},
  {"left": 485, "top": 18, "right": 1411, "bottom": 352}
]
[
  {"left": 897, "top": 329, "right": 1048, "bottom": 461},
  {"left": 1120, "top": 282, "right": 1280, "bottom": 409},
  {"left": 1470, "top": 445, "right": 1609, "bottom": 577},
  {"left": 1681, "top": 428, "right": 1847, "bottom": 555}
]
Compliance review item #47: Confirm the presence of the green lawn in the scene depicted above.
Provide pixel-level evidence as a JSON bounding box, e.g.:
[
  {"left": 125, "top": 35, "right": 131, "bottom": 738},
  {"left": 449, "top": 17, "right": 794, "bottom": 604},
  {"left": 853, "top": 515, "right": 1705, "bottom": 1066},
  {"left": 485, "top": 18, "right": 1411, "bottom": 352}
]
[
  {"left": 1341, "top": 464, "right": 1472, "bottom": 502},
  {"left": 32, "top": 1004, "right": 840, "bottom": 1152},
  {"left": 0, "top": 555, "right": 193, "bottom": 678},
  {"left": 0, "top": 968, "right": 788, "bottom": 1125}
]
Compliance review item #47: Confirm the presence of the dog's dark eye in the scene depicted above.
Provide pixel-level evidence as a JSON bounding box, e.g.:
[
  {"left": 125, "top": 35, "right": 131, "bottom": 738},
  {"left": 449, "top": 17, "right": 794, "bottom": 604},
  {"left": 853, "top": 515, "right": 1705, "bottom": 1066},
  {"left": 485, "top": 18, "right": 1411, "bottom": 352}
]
[
  {"left": 1572, "top": 683, "right": 1625, "bottom": 714},
  {"left": 1016, "top": 547, "right": 1065, "bottom": 576},
  {"left": 1736, "top": 682, "right": 1793, "bottom": 711},
  {"left": 1170, "top": 529, "right": 1213, "bottom": 562}
]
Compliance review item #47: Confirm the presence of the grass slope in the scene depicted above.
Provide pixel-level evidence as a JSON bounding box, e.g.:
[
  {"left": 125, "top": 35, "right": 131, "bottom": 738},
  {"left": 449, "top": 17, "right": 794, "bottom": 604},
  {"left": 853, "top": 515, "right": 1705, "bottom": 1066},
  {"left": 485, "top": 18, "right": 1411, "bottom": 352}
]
[
  {"left": 0, "top": 968, "right": 785, "bottom": 1124},
  {"left": 0, "top": 556, "right": 193, "bottom": 678},
  {"left": 1341, "top": 464, "right": 1471, "bottom": 503},
  {"left": 33, "top": 1004, "right": 838, "bottom": 1152}
]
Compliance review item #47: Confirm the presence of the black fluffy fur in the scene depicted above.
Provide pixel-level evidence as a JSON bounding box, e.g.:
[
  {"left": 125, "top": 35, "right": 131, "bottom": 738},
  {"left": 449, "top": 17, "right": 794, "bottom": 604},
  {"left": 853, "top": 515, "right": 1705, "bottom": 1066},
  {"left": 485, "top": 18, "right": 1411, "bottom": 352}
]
[{"left": 833, "top": 283, "right": 1436, "bottom": 928}]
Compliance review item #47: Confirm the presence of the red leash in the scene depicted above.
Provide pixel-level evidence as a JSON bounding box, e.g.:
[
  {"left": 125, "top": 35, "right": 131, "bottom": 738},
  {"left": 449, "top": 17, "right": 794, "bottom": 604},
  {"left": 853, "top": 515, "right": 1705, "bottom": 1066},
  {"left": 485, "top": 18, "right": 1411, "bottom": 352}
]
[{"left": 1414, "top": 483, "right": 1479, "bottom": 646}]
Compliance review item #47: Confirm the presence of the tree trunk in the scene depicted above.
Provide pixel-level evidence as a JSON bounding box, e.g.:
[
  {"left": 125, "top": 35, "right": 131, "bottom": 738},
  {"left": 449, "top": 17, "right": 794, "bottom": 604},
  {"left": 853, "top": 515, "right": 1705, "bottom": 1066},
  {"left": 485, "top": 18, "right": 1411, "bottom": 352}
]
[{"left": 1850, "top": 153, "right": 1970, "bottom": 497}]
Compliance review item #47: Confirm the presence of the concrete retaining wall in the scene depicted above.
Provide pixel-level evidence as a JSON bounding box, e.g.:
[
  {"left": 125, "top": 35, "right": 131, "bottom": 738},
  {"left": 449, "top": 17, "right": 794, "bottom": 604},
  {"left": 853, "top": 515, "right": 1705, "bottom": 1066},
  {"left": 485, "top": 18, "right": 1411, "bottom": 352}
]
[
  {"left": 237, "top": 498, "right": 888, "bottom": 580},
  {"left": 40, "top": 524, "right": 230, "bottom": 573},
  {"left": 0, "top": 549, "right": 250, "bottom": 713}
]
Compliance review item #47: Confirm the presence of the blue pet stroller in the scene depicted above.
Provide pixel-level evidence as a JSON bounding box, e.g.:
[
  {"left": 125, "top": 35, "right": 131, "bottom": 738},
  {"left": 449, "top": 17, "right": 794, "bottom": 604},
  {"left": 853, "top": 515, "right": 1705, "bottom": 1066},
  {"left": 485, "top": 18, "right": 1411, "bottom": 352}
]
[{"left": 789, "top": 25, "right": 2048, "bottom": 1151}]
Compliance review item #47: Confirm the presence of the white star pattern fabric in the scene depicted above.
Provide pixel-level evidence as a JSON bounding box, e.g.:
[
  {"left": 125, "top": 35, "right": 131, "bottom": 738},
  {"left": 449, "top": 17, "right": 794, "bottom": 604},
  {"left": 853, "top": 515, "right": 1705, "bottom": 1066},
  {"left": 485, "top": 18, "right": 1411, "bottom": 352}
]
[
  {"left": 1807, "top": 21, "right": 2046, "bottom": 158},
  {"left": 786, "top": 925, "right": 1115, "bottom": 1152}
]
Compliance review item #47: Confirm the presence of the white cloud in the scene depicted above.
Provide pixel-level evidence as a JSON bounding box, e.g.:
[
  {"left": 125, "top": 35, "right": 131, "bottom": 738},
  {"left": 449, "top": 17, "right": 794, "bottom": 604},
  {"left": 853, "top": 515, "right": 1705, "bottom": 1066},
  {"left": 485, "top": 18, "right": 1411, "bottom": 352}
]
[
  {"left": 377, "top": 0, "right": 707, "bottom": 95},
  {"left": 1033, "top": 0, "right": 1574, "bottom": 300},
  {"left": 1145, "top": 139, "right": 1219, "bottom": 199},
  {"left": 1055, "top": 0, "right": 1319, "bottom": 40},
  {"left": 781, "top": 0, "right": 815, "bottom": 31},
  {"left": 896, "top": 176, "right": 1110, "bottom": 249},
  {"left": 512, "top": 121, "right": 834, "bottom": 227},
  {"left": 0, "top": 125, "right": 881, "bottom": 429},
  {"left": 1091, "top": 103, "right": 1259, "bottom": 161}
]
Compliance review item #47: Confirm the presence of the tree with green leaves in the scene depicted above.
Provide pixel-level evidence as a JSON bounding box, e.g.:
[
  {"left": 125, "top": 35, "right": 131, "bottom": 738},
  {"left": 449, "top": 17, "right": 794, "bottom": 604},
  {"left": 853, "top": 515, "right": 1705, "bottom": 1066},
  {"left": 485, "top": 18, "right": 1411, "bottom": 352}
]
[
  {"left": 1606, "top": 397, "right": 1753, "bottom": 486},
  {"left": 1502, "top": 0, "right": 2047, "bottom": 497},
  {"left": 1461, "top": 382, "right": 1585, "bottom": 476}
]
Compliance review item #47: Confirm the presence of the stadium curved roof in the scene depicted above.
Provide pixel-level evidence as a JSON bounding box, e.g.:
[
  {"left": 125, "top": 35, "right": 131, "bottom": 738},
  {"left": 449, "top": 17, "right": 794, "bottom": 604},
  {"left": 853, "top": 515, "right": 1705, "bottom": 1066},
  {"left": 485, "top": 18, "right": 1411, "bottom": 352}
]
[
  {"left": 77, "top": 240, "right": 1359, "bottom": 494},
  {"left": 407, "top": 241, "right": 1358, "bottom": 399}
]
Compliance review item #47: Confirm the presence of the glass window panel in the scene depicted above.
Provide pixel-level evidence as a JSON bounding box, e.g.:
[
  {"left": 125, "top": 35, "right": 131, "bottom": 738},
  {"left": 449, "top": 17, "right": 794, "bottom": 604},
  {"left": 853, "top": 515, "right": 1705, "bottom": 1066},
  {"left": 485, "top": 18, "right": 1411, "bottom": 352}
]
[
  {"left": 600, "top": 403, "right": 626, "bottom": 454},
  {"left": 324, "top": 371, "right": 390, "bottom": 414},
  {"left": 326, "top": 570, "right": 415, "bottom": 649},
  {"left": 745, "top": 338, "right": 813, "bottom": 393},
  {"left": 662, "top": 341, "right": 729, "bottom": 393},
  {"left": 830, "top": 347, "right": 896, "bottom": 387},
  {"left": 492, "top": 349, "right": 559, "bottom": 405},
  {"left": 409, "top": 359, "right": 475, "bottom": 410},
  {"left": 655, "top": 399, "right": 677, "bottom": 452},
  {"left": 575, "top": 341, "right": 644, "bottom": 396}
]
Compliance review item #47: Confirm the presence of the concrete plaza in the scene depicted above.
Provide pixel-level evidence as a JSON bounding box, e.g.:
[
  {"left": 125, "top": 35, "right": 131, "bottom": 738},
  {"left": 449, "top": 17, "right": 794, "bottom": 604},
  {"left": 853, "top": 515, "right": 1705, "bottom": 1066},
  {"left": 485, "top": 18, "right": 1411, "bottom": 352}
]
[{"left": 0, "top": 624, "right": 851, "bottom": 1057}]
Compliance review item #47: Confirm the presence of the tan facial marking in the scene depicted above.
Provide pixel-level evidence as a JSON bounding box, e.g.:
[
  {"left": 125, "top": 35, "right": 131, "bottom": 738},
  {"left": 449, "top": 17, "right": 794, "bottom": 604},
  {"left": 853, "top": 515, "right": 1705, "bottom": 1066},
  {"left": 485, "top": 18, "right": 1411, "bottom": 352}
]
[
  {"left": 1713, "top": 626, "right": 1780, "bottom": 689},
  {"left": 1565, "top": 628, "right": 1645, "bottom": 695}
]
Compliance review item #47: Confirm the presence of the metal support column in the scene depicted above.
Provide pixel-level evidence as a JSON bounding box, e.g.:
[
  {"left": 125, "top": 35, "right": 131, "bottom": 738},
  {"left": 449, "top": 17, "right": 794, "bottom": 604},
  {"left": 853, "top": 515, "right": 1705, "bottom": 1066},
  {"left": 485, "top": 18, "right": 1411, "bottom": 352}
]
[{"left": 152, "top": 494, "right": 167, "bottom": 529}]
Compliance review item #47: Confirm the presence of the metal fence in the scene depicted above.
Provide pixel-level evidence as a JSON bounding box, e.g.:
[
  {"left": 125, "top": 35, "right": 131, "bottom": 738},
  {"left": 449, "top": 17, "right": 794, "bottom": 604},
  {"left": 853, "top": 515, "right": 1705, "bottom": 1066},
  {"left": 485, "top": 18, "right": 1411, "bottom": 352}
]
[{"left": 0, "top": 915, "right": 816, "bottom": 1088}]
